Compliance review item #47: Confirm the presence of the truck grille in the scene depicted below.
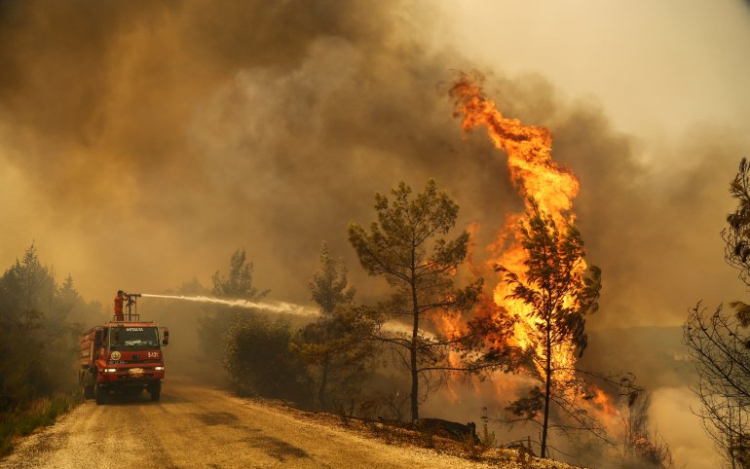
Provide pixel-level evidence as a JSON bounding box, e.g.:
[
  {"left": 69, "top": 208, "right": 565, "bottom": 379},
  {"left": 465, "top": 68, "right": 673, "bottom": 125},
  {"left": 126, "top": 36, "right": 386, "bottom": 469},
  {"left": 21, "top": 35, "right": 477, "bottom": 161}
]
[
  {"left": 117, "top": 373, "right": 154, "bottom": 380},
  {"left": 110, "top": 359, "right": 161, "bottom": 365}
]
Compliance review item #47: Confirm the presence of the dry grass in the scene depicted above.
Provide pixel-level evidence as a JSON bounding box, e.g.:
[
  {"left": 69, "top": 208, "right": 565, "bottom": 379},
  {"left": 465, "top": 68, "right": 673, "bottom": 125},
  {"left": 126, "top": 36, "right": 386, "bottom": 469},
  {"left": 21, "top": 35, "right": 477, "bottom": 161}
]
[
  {"left": 0, "top": 391, "right": 81, "bottom": 457},
  {"left": 250, "top": 397, "right": 590, "bottom": 469}
]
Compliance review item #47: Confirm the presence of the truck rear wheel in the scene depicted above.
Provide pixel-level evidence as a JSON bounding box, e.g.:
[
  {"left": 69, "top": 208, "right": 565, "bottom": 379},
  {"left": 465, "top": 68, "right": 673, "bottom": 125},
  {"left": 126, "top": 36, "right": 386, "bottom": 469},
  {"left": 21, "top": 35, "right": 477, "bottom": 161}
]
[
  {"left": 149, "top": 382, "right": 161, "bottom": 402},
  {"left": 95, "top": 384, "right": 106, "bottom": 405}
]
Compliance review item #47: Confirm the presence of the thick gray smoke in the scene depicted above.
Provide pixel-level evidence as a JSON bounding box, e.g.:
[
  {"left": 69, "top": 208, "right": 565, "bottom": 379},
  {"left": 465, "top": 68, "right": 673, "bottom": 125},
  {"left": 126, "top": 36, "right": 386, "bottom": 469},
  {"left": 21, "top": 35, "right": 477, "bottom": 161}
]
[{"left": 0, "top": 0, "right": 744, "bottom": 330}]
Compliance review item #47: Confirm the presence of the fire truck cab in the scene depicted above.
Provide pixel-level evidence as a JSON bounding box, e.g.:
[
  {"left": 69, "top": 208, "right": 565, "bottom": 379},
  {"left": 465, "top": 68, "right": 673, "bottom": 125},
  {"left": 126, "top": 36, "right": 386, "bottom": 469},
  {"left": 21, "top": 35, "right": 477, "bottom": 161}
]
[{"left": 79, "top": 292, "right": 169, "bottom": 405}]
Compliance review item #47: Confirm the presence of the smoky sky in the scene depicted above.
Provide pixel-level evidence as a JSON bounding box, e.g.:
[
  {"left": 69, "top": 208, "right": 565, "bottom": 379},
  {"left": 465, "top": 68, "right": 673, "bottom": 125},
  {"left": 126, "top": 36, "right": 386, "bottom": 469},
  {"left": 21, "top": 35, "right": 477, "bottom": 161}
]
[{"left": 0, "top": 0, "right": 745, "bottom": 328}]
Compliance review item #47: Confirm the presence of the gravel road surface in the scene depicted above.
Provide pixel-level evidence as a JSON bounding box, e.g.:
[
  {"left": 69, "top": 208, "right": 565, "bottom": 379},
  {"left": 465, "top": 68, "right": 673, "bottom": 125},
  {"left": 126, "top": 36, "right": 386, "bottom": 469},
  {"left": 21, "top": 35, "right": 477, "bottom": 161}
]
[{"left": 0, "top": 380, "right": 496, "bottom": 469}]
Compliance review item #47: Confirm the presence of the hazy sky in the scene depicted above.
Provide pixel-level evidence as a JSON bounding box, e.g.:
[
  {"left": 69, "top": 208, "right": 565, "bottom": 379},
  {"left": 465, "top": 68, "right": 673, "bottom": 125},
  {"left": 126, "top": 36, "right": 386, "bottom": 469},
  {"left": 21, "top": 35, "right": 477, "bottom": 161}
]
[
  {"left": 0, "top": 0, "right": 748, "bottom": 331},
  {"left": 442, "top": 1, "right": 750, "bottom": 137}
]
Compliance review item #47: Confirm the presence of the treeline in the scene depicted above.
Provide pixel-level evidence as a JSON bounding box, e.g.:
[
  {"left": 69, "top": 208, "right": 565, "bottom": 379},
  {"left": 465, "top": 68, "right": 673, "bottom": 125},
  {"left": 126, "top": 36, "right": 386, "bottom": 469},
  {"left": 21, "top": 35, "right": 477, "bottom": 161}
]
[
  {"left": 0, "top": 180, "right": 678, "bottom": 469},
  {"left": 201, "top": 180, "right": 674, "bottom": 469},
  {"left": 0, "top": 244, "right": 102, "bottom": 454},
  {"left": 199, "top": 180, "right": 487, "bottom": 418},
  {"left": 202, "top": 246, "right": 378, "bottom": 409}
]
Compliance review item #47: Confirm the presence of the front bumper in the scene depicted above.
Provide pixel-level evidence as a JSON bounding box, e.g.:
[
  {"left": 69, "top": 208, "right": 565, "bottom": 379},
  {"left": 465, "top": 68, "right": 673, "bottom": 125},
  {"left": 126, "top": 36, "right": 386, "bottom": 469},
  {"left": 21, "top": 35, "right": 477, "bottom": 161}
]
[{"left": 97, "top": 367, "right": 165, "bottom": 383}]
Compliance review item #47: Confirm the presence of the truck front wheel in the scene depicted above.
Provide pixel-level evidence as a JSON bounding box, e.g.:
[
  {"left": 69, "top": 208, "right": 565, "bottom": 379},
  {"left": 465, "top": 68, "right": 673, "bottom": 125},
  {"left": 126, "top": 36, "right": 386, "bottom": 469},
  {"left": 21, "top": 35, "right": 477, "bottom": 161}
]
[
  {"left": 83, "top": 384, "right": 94, "bottom": 400},
  {"left": 149, "top": 382, "right": 161, "bottom": 402}
]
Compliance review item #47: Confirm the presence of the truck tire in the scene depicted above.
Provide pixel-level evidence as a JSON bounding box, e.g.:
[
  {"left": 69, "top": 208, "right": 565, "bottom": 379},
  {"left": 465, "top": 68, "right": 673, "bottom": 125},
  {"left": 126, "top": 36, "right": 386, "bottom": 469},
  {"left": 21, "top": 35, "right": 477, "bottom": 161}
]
[
  {"left": 149, "top": 382, "right": 161, "bottom": 402},
  {"left": 95, "top": 384, "right": 106, "bottom": 405},
  {"left": 83, "top": 384, "right": 94, "bottom": 400}
]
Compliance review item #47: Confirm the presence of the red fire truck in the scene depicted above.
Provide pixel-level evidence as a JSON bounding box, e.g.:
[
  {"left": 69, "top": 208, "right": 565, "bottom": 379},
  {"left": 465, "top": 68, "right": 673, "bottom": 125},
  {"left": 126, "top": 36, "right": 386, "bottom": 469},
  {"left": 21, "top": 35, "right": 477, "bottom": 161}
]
[{"left": 79, "top": 291, "right": 169, "bottom": 404}]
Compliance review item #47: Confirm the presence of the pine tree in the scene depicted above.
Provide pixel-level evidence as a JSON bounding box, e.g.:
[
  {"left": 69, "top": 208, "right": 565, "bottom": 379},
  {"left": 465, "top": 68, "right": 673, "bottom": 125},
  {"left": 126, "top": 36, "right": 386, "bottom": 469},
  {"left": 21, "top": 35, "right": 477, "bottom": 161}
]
[
  {"left": 199, "top": 249, "right": 269, "bottom": 363},
  {"left": 293, "top": 243, "right": 375, "bottom": 410},
  {"left": 500, "top": 200, "right": 601, "bottom": 458},
  {"left": 348, "top": 180, "right": 481, "bottom": 421}
]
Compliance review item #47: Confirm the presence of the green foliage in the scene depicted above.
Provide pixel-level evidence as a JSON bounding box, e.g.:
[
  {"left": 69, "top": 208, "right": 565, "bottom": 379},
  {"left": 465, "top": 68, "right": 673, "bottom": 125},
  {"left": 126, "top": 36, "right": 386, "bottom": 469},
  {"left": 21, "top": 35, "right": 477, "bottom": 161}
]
[
  {"left": 203, "top": 249, "right": 318, "bottom": 403},
  {"left": 0, "top": 244, "right": 95, "bottom": 413},
  {"left": 348, "top": 180, "right": 481, "bottom": 421},
  {"left": 0, "top": 391, "right": 81, "bottom": 456},
  {"left": 308, "top": 243, "right": 355, "bottom": 314},
  {"left": 498, "top": 200, "right": 602, "bottom": 458},
  {"left": 212, "top": 249, "right": 270, "bottom": 299},
  {"left": 0, "top": 244, "right": 98, "bottom": 455},
  {"left": 348, "top": 180, "right": 466, "bottom": 282},
  {"left": 223, "top": 313, "right": 311, "bottom": 403},
  {"left": 292, "top": 243, "right": 377, "bottom": 410},
  {"left": 198, "top": 249, "right": 269, "bottom": 363},
  {"left": 294, "top": 304, "right": 376, "bottom": 406}
]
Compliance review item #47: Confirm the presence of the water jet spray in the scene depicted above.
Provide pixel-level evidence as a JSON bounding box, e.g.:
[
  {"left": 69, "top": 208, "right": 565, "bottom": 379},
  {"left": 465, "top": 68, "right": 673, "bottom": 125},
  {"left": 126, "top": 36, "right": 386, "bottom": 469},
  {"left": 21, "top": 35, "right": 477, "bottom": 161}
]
[{"left": 139, "top": 293, "right": 321, "bottom": 317}]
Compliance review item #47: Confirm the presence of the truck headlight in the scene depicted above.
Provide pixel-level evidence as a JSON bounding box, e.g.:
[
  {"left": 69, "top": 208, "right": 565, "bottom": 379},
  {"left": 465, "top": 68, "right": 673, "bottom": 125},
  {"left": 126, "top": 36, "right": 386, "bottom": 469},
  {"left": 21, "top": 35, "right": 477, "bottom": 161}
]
[
  {"left": 155, "top": 366, "right": 164, "bottom": 371},
  {"left": 104, "top": 368, "right": 117, "bottom": 373}
]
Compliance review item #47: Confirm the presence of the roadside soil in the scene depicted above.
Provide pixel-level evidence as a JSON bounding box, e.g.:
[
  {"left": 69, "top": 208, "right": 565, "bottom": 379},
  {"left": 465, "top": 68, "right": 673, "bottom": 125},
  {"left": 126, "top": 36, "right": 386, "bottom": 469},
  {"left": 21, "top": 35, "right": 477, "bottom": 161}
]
[{"left": 0, "top": 379, "right": 582, "bottom": 469}]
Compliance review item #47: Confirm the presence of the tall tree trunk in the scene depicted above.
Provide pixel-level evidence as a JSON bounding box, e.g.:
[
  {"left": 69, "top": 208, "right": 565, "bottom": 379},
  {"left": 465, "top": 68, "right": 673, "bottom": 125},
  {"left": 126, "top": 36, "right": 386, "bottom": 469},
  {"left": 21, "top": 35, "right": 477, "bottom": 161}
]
[
  {"left": 541, "top": 318, "right": 552, "bottom": 458},
  {"left": 410, "top": 283, "right": 420, "bottom": 422},
  {"left": 318, "top": 354, "right": 330, "bottom": 410},
  {"left": 410, "top": 245, "right": 420, "bottom": 423}
]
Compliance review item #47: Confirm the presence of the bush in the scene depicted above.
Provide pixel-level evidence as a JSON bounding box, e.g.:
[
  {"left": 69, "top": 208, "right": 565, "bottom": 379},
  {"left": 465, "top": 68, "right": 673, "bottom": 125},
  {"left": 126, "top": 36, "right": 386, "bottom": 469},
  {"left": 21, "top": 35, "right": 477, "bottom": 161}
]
[{"left": 223, "top": 313, "right": 312, "bottom": 404}]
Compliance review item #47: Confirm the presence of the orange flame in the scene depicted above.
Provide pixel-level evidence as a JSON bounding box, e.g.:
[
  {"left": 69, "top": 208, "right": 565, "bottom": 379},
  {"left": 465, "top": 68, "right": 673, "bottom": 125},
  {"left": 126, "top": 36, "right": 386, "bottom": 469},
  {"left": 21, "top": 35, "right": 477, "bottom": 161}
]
[
  {"left": 428, "top": 74, "right": 620, "bottom": 427},
  {"left": 585, "top": 386, "right": 621, "bottom": 429},
  {"left": 450, "top": 76, "right": 580, "bottom": 225},
  {"left": 448, "top": 74, "right": 586, "bottom": 384}
]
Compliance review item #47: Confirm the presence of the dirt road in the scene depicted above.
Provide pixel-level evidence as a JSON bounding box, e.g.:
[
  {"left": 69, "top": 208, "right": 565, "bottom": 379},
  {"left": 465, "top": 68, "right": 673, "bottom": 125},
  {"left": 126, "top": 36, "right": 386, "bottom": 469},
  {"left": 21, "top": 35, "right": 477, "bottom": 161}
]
[{"left": 0, "top": 381, "right": 495, "bottom": 469}]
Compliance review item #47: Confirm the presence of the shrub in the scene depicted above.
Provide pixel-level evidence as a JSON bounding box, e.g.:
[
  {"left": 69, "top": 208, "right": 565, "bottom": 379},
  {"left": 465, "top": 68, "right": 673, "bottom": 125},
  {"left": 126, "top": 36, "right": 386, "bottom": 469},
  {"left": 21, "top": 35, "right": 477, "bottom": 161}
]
[{"left": 223, "top": 313, "right": 312, "bottom": 404}]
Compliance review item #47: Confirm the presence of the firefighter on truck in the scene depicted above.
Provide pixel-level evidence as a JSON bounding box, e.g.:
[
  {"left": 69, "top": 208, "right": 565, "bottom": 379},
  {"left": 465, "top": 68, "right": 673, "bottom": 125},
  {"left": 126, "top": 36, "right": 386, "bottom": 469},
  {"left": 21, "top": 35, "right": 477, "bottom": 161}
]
[{"left": 79, "top": 291, "right": 169, "bottom": 405}]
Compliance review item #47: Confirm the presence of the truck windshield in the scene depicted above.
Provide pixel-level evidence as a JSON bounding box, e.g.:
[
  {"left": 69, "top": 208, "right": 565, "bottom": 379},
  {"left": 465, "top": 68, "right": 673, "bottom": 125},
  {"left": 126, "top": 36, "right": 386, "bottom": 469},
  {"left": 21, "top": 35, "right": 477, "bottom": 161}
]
[{"left": 109, "top": 327, "right": 159, "bottom": 351}]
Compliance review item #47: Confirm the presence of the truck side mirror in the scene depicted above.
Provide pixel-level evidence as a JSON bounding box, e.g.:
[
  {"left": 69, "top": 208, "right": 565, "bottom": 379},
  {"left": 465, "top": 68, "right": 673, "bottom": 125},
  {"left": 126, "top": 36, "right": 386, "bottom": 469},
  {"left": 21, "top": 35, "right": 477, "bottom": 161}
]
[{"left": 161, "top": 328, "right": 169, "bottom": 346}]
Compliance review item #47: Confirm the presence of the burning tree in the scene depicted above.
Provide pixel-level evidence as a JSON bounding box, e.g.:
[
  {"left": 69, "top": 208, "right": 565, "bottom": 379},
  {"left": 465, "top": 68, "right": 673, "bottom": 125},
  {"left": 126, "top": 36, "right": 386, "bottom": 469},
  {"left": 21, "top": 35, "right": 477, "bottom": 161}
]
[
  {"left": 500, "top": 200, "right": 602, "bottom": 458},
  {"left": 348, "top": 179, "right": 482, "bottom": 422},
  {"left": 449, "top": 74, "right": 612, "bottom": 459},
  {"left": 684, "top": 157, "right": 750, "bottom": 469}
]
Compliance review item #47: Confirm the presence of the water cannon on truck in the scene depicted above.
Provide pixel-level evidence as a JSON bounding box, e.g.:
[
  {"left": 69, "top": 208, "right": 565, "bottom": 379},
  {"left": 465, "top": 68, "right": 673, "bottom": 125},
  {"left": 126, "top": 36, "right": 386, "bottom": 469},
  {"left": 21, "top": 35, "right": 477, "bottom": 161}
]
[{"left": 79, "top": 290, "right": 169, "bottom": 404}]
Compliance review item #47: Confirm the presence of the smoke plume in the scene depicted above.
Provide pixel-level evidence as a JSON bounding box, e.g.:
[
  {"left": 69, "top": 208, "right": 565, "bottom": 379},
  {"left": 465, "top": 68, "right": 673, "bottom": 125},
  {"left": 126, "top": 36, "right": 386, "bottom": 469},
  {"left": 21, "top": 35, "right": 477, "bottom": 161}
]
[{"left": 0, "top": 0, "right": 744, "bottom": 331}]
